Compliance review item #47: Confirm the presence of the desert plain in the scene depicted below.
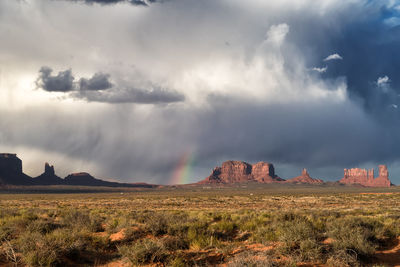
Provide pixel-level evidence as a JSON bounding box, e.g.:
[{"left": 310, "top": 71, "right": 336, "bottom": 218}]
[{"left": 1, "top": 185, "right": 400, "bottom": 267}]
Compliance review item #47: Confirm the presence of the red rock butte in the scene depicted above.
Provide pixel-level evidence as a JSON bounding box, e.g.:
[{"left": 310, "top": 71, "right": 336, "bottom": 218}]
[
  {"left": 198, "top": 160, "right": 284, "bottom": 184},
  {"left": 339, "top": 165, "right": 391, "bottom": 187},
  {"left": 285, "top": 168, "right": 324, "bottom": 185}
]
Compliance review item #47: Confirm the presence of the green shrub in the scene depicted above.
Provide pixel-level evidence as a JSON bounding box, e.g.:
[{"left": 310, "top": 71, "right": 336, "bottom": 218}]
[
  {"left": 209, "top": 220, "right": 237, "bottom": 240},
  {"left": 118, "top": 238, "right": 168, "bottom": 265},
  {"left": 145, "top": 214, "right": 168, "bottom": 236},
  {"left": 326, "top": 249, "right": 359, "bottom": 267},
  {"left": 60, "top": 209, "right": 103, "bottom": 232},
  {"left": 187, "top": 221, "right": 216, "bottom": 249},
  {"left": 161, "top": 235, "right": 189, "bottom": 251},
  {"left": 168, "top": 256, "right": 186, "bottom": 267},
  {"left": 27, "top": 219, "right": 60, "bottom": 235},
  {"left": 278, "top": 218, "right": 323, "bottom": 261},
  {"left": 327, "top": 217, "right": 383, "bottom": 259}
]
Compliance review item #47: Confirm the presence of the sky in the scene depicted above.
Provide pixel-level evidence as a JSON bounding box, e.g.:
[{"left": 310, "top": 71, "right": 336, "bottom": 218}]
[{"left": 1, "top": 0, "right": 400, "bottom": 184}]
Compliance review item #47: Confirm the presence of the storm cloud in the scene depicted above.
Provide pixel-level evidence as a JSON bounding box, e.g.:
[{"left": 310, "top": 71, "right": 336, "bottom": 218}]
[
  {"left": 35, "top": 67, "right": 184, "bottom": 104},
  {"left": 36, "top": 67, "right": 74, "bottom": 92},
  {"left": 1, "top": 0, "right": 400, "bottom": 183},
  {"left": 79, "top": 73, "right": 113, "bottom": 91},
  {"left": 63, "top": 0, "right": 156, "bottom": 6}
]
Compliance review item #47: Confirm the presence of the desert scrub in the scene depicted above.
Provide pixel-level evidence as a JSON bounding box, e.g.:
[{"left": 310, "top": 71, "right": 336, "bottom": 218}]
[
  {"left": 227, "top": 251, "right": 276, "bottom": 267},
  {"left": 209, "top": 219, "right": 237, "bottom": 240},
  {"left": 118, "top": 238, "right": 169, "bottom": 265},
  {"left": 327, "top": 216, "right": 387, "bottom": 260},
  {"left": 27, "top": 218, "right": 60, "bottom": 235},
  {"left": 0, "top": 213, "right": 37, "bottom": 240},
  {"left": 160, "top": 235, "right": 190, "bottom": 250},
  {"left": 187, "top": 220, "right": 220, "bottom": 249},
  {"left": 277, "top": 216, "right": 323, "bottom": 261},
  {"left": 59, "top": 209, "right": 103, "bottom": 232},
  {"left": 326, "top": 249, "right": 360, "bottom": 267},
  {"left": 16, "top": 229, "right": 79, "bottom": 266}
]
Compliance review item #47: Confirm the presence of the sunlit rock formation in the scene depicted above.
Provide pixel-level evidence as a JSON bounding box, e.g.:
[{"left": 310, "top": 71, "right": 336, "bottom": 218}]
[
  {"left": 198, "top": 160, "right": 284, "bottom": 184},
  {"left": 285, "top": 168, "right": 324, "bottom": 184},
  {"left": 339, "top": 165, "right": 391, "bottom": 187}
]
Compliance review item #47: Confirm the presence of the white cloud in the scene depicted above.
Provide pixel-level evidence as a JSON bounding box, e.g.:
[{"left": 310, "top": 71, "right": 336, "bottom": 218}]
[
  {"left": 384, "top": 17, "right": 400, "bottom": 27},
  {"left": 377, "top": 75, "right": 390, "bottom": 86},
  {"left": 265, "top": 23, "right": 290, "bottom": 46},
  {"left": 324, "top": 53, "right": 343, "bottom": 61},
  {"left": 311, "top": 66, "right": 328, "bottom": 73}
]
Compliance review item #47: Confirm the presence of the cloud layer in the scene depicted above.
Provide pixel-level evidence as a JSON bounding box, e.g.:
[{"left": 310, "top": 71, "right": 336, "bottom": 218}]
[{"left": 1, "top": 0, "right": 400, "bottom": 183}]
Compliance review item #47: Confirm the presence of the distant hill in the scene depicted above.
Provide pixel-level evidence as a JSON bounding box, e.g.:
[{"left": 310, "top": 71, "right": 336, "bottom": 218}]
[
  {"left": 0, "top": 153, "right": 157, "bottom": 188},
  {"left": 64, "top": 172, "right": 155, "bottom": 188}
]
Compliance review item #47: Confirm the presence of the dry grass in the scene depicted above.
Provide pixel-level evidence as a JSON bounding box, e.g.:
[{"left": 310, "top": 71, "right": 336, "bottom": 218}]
[{"left": 0, "top": 185, "right": 399, "bottom": 266}]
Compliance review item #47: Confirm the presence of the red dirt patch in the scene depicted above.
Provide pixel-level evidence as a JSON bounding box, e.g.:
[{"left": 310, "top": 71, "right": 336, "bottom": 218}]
[
  {"left": 374, "top": 237, "right": 400, "bottom": 266},
  {"left": 245, "top": 243, "right": 275, "bottom": 252},
  {"left": 97, "top": 259, "right": 131, "bottom": 267},
  {"left": 359, "top": 192, "right": 395, "bottom": 195},
  {"left": 109, "top": 229, "right": 126, "bottom": 242}
]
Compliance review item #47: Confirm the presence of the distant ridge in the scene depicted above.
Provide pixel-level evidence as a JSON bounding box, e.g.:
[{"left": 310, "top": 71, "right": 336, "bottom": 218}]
[
  {"left": 64, "top": 172, "right": 153, "bottom": 187},
  {"left": 0, "top": 153, "right": 157, "bottom": 188},
  {"left": 0, "top": 153, "right": 394, "bottom": 188}
]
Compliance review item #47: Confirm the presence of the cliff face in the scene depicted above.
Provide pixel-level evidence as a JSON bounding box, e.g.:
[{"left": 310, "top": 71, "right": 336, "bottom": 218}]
[
  {"left": 339, "top": 165, "right": 391, "bottom": 187},
  {"left": 199, "top": 160, "right": 283, "bottom": 184},
  {"left": 0, "top": 153, "right": 33, "bottom": 185},
  {"left": 285, "top": 168, "right": 324, "bottom": 184}
]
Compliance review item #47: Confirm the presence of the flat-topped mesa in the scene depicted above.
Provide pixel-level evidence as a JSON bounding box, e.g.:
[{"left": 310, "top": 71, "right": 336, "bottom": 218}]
[
  {"left": 339, "top": 165, "right": 391, "bottom": 187},
  {"left": 0, "top": 153, "right": 33, "bottom": 185},
  {"left": 0, "top": 153, "right": 22, "bottom": 174},
  {"left": 285, "top": 168, "right": 324, "bottom": 184},
  {"left": 198, "top": 160, "right": 283, "bottom": 184}
]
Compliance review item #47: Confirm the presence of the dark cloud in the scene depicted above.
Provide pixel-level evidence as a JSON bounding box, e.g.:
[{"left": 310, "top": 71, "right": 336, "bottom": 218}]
[
  {"left": 3, "top": 0, "right": 400, "bottom": 184},
  {"left": 79, "top": 73, "right": 113, "bottom": 91},
  {"left": 286, "top": 3, "right": 400, "bottom": 122},
  {"left": 1, "top": 96, "right": 400, "bottom": 183},
  {"left": 75, "top": 87, "right": 185, "bottom": 103},
  {"left": 64, "top": 0, "right": 156, "bottom": 6},
  {"left": 36, "top": 67, "right": 184, "bottom": 104},
  {"left": 36, "top": 67, "right": 74, "bottom": 92}
]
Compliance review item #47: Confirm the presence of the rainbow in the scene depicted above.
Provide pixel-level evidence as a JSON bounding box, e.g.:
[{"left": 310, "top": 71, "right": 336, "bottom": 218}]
[{"left": 169, "top": 151, "right": 194, "bottom": 185}]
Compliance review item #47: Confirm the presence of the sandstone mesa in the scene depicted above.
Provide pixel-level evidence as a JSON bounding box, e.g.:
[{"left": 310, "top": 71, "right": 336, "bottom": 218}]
[{"left": 0, "top": 154, "right": 394, "bottom": 187}]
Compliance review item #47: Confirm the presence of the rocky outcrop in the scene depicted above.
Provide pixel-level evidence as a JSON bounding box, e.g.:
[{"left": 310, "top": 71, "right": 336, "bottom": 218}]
[
  {"left": 198, "top": 160, "right": 284, "bottom": 184},
  {"left": 285, "top": 168, "right": 324, "bottom": 185},
  {"left": 0, "top": 153, "right": 33, "bottom": 185},
  {"left": 339, "top": 165, "right": 391, "bottom": 187},
  {"left": 34, "top": 163, "right": 64, "bottom": 185}
]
